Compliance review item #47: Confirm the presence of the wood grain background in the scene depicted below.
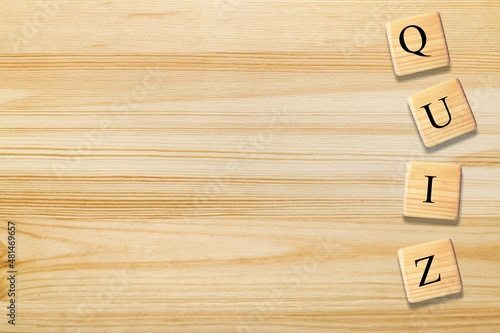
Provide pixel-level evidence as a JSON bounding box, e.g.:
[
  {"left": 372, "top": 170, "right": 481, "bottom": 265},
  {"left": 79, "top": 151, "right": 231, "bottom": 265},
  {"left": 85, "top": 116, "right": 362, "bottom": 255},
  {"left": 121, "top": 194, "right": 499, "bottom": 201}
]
[{"left": 0, "top": 1, "right": 499, "bottom": 332}]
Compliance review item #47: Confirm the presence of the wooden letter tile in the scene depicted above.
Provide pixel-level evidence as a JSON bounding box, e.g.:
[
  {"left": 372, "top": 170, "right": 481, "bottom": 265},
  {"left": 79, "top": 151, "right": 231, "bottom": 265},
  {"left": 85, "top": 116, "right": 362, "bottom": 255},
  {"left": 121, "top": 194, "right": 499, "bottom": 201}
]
[
  {"left": 408, "top": 78, "right": 477, "bottom": 148},
  {"left": 386, "top": 12, "right": 450, "bottom": 76},
  {"left": 398, "top": 239, "right": 462, "bottom": 303},
  {"left": 403, "top": 161, "right": 461, "bottom": 220}
]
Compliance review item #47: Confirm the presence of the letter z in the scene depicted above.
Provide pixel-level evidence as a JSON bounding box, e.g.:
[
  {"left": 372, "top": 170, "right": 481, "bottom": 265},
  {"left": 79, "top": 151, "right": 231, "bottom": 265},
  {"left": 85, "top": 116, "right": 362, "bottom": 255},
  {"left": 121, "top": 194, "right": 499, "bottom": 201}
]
[{"left": 415, "top": 255, "right": 441, "bottom": 287}]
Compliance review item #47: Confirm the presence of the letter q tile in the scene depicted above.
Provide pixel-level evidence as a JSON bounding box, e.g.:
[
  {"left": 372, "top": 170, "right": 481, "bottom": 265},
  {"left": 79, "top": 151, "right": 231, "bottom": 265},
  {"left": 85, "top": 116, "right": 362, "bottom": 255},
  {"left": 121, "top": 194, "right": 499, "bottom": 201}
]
[{"left": 386, "top": 12, "right": 450, "bottom": 76}]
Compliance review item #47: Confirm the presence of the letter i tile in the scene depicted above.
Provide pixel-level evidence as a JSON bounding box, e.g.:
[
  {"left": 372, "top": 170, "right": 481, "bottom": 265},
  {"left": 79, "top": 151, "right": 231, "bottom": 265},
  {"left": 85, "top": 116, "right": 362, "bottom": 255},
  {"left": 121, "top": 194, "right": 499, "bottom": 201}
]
[
  {"left": 408, "top": 78, "right": 476, "bottom": 148},
  {"left": 399, "top": 239, "right": 462, "bottom": 303},
  {"left": 403, "top": 162, "right": 461, "bottom": 220}
]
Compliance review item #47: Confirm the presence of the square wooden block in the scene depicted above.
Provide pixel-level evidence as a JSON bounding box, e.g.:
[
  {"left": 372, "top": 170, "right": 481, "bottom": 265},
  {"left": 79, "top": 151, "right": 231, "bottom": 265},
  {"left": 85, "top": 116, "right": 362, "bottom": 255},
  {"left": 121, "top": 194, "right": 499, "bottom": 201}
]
[
  {"left": 386, "top": 12, "right": 450, "bottom": 76},
  {"left": 403, "top": 161, "right": 461, "bottom": 220},
  {"left": 408, "top": 78, "right": 477, "bottom": 148},
  {"left": 398, "top": 239, "right": 462, "bottom": 303}
]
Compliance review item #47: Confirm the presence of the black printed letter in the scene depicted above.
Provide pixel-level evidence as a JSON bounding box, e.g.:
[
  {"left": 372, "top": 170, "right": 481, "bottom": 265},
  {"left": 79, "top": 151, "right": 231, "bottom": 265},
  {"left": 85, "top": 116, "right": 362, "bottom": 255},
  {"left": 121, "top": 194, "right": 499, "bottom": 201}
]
[
  {"left": 399, "top": 25, "right": 430, "bottom": 57},
  {"left": 415, "top": 255, "right": 441, "bottom": 287},
  {"left": 423, "top": 175, "right": 436, "bottom": 203},
  {"left": 420, "top": 96, "right": 452, "bottom": 129}
]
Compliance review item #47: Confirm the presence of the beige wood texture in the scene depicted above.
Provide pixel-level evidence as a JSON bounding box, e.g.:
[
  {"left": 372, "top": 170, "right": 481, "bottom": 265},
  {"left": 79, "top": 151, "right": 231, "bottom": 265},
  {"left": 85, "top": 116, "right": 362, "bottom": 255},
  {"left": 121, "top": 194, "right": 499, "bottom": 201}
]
[
  {"left": 398, "top": 239, "right": 462, "bottom": 303},
  {"left": 403, "top": 162, "right": 461, "bottom": 220},
  {"left": 386, "top": 11, "right": 450, "bottom": 76},
  {"left": 408, "top": 78, "right": 477, "bottom": 147},
  {"left": 0, "top": 1, "right": 500, "bottom": 332}
]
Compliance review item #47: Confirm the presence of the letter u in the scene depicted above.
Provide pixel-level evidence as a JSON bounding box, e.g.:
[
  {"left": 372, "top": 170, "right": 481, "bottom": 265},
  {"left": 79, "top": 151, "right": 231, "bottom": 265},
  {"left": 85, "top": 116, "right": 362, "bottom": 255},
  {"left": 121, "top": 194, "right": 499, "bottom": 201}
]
[{"left": 420, "top": 96, "right": 452, "bottom": 128}]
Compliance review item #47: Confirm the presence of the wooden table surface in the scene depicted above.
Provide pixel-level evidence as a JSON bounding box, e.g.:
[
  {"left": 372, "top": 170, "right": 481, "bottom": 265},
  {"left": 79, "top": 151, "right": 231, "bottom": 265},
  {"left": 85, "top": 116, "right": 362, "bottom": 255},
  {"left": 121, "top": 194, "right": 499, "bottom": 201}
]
[{"left": 1, "top": 1, "right": 499, "bottom": 332}]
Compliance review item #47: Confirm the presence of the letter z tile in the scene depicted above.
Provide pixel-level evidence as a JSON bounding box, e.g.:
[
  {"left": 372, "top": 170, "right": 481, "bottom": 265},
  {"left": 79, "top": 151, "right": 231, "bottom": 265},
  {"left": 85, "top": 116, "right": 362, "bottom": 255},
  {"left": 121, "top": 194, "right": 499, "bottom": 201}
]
[
  {"left": 408, "top": 78, "right": 476, "bottom": 148},
  {"left": 399, "top": 239, "right": 462, "bottom": 303},
  {"left": 386, "top": 12, "right": 450, "bottom": 76}
]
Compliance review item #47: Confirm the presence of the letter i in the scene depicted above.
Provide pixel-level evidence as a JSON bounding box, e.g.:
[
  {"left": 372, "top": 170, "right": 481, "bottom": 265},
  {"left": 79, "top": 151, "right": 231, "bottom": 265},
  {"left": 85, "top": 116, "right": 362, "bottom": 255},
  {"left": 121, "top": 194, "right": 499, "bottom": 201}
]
[{"left": 423, "top": 175, "right": 436, "bottom": 203}]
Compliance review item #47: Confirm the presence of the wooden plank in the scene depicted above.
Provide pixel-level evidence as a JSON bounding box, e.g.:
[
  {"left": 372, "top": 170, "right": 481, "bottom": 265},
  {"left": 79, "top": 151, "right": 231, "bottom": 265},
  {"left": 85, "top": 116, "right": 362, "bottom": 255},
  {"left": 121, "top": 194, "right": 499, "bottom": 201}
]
[{"left": 0, "top": 1, "right": 499, "bottom": 332}]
